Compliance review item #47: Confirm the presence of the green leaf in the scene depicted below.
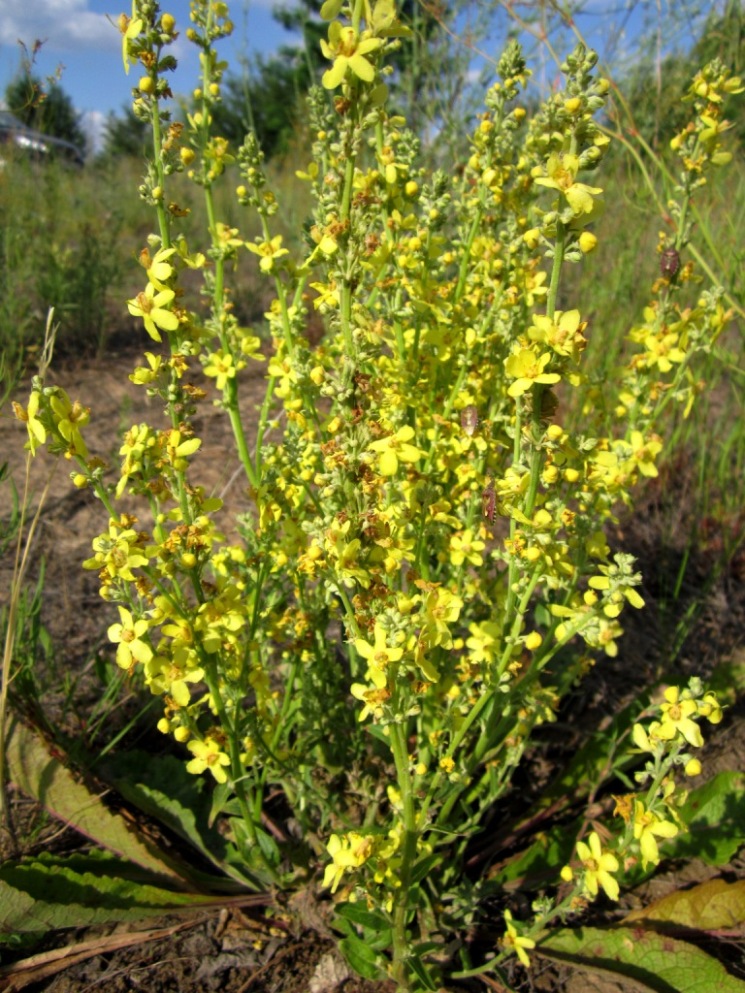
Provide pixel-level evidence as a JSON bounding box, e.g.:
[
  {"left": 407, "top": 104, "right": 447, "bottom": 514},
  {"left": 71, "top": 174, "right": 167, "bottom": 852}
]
[
  {"left": 408, "top": 952, "right": 439, "bottom": 991},
  {"left": 624, "top": 878, "right": 745, "bottom": 931},
  {"left": 4, "top": 718, "right": 186, "bottom": 884},
  {"left": 339, "top": 932, "right": 385, "bottom": 980},
  {"left": 489, "top": 818, "right": 580, "bottom": 891},
  {"left": 104, "top": 753, "right": 225, "bottom": 857},
  {"left": 336, "top": 902, "right": 390, "bottom": 933},
  {"left": 0, "top": 851, "right": 216, "bottom": 933},
  {"left": 103, "top": 752, "right": 258, "bottom": 889},
  {"left": 538, "top": 926, "right": 745, "bottom": 992},
  {"left": 410, "top": 852, "right": 441, "bottom": 886},
  {"left": 671, "top": 772, "right": 745, "bottom": 866}
]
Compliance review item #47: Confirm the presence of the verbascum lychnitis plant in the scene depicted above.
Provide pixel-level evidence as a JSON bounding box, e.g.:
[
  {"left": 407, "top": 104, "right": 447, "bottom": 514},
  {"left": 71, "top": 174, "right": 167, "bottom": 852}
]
[{"left": 14, "top": 1, "right": 740, "bottom": 988}]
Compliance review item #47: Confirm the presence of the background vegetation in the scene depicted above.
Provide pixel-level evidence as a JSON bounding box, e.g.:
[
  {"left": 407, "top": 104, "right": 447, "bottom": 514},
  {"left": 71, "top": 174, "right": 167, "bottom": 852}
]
[{"left": 1, "top": 0, "right": 742, "bottom": 367}]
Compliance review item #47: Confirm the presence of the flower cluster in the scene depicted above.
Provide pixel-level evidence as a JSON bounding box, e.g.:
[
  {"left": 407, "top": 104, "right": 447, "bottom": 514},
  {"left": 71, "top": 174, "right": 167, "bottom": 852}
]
[{"left": 15, "top": 2, "right": 739, "bottom": 985}]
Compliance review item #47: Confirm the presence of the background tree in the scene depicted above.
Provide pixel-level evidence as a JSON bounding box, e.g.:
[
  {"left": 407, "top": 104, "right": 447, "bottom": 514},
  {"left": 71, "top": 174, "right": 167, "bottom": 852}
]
[
  {"left": 615, "top": 0, "right": 744, "bottom": 151},
  {"left": 5, "top": 73, "right": 87, "bottom": 153},
  {"left": 210, "top": 48, "right": 315, "bottom": 160},
  {"left": 100, "top": 105, "right": 151, "bottom": 161},
  {"left": 211, "top": 0, "right": 474, "bottom": 160}
]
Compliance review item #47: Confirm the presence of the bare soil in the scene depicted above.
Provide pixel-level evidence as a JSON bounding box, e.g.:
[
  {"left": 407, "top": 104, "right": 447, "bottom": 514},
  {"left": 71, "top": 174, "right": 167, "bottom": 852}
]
[{"left": 1, "top": 347, "right": 743, "bottom": 992}]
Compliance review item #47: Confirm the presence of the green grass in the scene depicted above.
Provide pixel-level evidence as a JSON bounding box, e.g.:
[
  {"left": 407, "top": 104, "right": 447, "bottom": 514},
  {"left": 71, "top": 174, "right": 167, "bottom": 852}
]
[{"left": 0, "top": 147, "right": 313, "bottom": 367}]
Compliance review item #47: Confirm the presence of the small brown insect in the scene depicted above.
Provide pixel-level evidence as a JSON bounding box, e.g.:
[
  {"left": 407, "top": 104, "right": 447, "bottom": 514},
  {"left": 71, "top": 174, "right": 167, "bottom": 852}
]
[
  {"left": 482, "top": 477, "right": 496, "bottom": 523},
  {"left": 461, "top": 405, "right": 478, "bottom": 437},
  {"left": 660, "top": 247, "right": 680, "bottom": 278}
]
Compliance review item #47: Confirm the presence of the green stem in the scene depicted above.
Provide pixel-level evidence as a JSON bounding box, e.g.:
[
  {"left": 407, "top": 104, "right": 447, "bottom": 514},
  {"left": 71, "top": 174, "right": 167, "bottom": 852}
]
[{"left": 389, "top": 719, "right": 417, "bottom": 992}]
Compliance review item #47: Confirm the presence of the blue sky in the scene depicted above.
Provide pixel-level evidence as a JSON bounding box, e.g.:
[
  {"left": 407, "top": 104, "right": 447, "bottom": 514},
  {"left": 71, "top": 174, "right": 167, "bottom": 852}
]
[
  {"left": 0, "top": 0, "right": 293, "bottom": 148},
  {"left": 0, "top": 0, "right": 716, "bottom": 151}
]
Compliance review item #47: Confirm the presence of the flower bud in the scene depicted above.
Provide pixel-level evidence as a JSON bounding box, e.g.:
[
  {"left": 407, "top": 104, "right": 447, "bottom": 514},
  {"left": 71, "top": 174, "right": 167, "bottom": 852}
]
[{"left": 524, "top": 631, "right": 542, "bottom": 651}]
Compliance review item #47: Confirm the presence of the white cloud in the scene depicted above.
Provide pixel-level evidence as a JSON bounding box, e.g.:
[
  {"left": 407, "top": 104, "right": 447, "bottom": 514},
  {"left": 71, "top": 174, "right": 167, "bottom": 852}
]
[
  {"left": 0, "top": 0, "right": 118, "bottom": 53},
  {"left": 81, "top": 107, "right": 106, "bottom": 153}
]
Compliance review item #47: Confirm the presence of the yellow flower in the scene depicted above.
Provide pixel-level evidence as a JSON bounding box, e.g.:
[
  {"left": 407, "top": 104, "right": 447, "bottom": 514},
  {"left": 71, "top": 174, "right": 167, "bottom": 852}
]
[
  {"left": 204, "top": 350, "right": 244, "bottom": 390},
  {"left": 323, "top": 832, "right": 374, "bottom": 893},
  {"left": 505, "top": 348, "right": 560, "bottom": 397},
  {"left": 245, "top": 235, "right": 289, "bottom": 273},
  {"left": 628, "top": 430, "right": 663, "bottom": 478},
  {"left": 501, "top": 910, "right": 536, "bottom": 968},
  {"left": 186, "top": 737, "right": 231, "bottom": 784},
  {"left": 420, "top": 587, "right": 463, "bottom": 650},
  {"left": 145, "top": 246, "right": 177, "bottom": 289},
  {"left": 576, "top": 831, "right": 619, "bottom": 901},
  {"left": 119, "top": 5, "right": 143, "bottom": 75},
  {"left": 449, "top": 529, "right": 485, "bottom": 567},
  {"left": 49, "top": 391, "right": 90, "bottom": 459},
  {"left": 368, "top": 425, "right": 424, "bottom": 476},
  {"left": 632, "top": 800, "right": 678, "bottom": 869},
  {"left": 657, "top": 686, "right": 703, "bottom": 747},
  {"left": 107, "top": 606, "right": 153, "bottom": 670},
  {"left": 697, "top": 691, "right": 723, "bottom": 725},
  {"left": 13, "top": 390, "right": 47, "bottom": 455},
  {"left": 642, "top": 331, "right": 686, "bottom": 373},
  {"left": 85, "top": 525, "right": 149, "bottom": 581},
  {"left": 164, "top": 429, "right": 202, "bottom": 471},
  {"left": 350, "top": 682, "right": 389, "bottom": 721},
  {"left": 466, "top": 620, "right": 500, "bottom": 665},
  {"left": 144, "top": 649, "right": 204, "bottom": 706},
  {"left": 130, "top": 351, "right": 163, "bottom": 386},
  {"left": 534, "top": 152, "right": 603, "bottom": 217},
  {"left": 320, "top": 23, "right": 383, "bottom": 90},
  {"left": 354, "top": 621, "right": 403, "bottom": 688},
  {"left": 528, "top": 309, "right": 586, "bottom": 360},
  {"left": 127, "top": 283, "right": 180, "bottom": 342}
]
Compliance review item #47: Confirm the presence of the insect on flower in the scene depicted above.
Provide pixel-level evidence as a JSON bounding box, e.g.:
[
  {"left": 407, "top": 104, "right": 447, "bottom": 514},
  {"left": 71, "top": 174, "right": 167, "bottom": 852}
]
[
  {"left": 461, "top": 405, "right": 479, "bottom": 437},
  {"left": 482, "top": 477, "right": 496, "bottom": 523},
  {"left": 660, "top": 247, "right": 680, "bottom": 278}
]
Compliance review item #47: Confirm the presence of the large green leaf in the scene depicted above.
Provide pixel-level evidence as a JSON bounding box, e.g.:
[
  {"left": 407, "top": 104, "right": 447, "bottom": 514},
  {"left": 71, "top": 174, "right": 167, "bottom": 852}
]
[
  {"left": 100, "top": 750, "right": 254, "bottom": 887},
  {"left": 624, "top": 878, "right": 745, "bottom": 931},
  {"left": 4, "top": 717, "right": 187, "bottom": 884},
  {"left": 670, "top": 772, "right": 745, "bottom": 866},
  {"left": 538, "top": 926, "right": 745, "bottom": 992},
  {"left": 339, "top": 931, "right": 386, "bottom": 981},
  {"left": 0, "top": 851, "right": 217, "bottom": 933}
]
